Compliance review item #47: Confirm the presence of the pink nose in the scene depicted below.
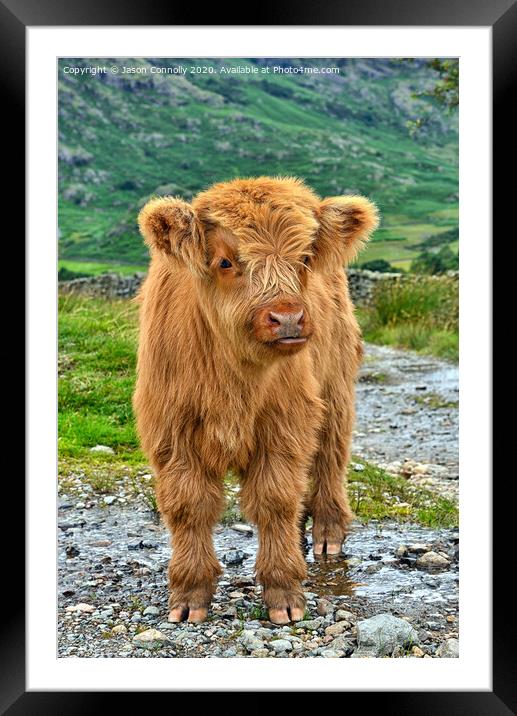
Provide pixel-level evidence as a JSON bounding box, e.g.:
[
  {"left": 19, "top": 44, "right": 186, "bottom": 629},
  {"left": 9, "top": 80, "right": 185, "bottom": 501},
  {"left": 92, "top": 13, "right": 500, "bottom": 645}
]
[{"left": 268, "top": 310, "right": 304, "bottom": 337}]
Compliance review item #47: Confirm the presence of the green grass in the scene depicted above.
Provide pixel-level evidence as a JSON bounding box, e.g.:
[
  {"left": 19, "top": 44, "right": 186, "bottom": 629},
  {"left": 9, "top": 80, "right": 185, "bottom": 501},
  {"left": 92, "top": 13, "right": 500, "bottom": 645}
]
[
  {"left": 357, "top": 274, "right": 458, "bottom": 360},
  {"left": 348, "top": 459, "right": 458, "bottom": 528},
  {"left": 58, "top": 292, "right": 457, "bottom": 525},
  {"left": 58, "top": 293, "right": 143, "bottom": 462},
  {"left": 59, "top": 259, "right": 147, "bottom": 276}
]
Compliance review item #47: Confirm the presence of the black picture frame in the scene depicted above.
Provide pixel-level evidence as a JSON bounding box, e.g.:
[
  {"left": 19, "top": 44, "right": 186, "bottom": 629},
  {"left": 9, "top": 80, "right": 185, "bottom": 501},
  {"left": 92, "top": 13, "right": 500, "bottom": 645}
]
[{"left": 9, "top": 0, "right": 511, "bottom": 711}]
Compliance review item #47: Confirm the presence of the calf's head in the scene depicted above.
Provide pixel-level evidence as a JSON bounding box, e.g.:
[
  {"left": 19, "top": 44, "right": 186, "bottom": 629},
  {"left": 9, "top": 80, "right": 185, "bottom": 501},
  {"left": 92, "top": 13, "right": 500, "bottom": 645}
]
[{"left": 138, "top": 177, "right": 378, "bottom": 362}]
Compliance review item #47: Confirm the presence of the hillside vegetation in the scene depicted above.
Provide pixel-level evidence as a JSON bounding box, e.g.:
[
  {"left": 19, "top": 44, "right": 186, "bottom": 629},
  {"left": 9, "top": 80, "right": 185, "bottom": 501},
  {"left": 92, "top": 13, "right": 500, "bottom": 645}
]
[{"left": 58, "top": 58, "right": 458, "bottom": 272}]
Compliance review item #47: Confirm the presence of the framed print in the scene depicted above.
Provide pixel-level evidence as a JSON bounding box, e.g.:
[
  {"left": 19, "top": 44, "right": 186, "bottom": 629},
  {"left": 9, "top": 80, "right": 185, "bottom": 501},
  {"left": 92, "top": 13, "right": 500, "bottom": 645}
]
[{"left": 8, "top": 0, "right": 512, "bottom": 710}]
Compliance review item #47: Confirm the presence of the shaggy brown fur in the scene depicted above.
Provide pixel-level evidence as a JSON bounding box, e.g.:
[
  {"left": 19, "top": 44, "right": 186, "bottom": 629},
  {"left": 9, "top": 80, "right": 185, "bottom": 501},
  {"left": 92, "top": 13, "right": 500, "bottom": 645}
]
[{"left": 133, "top": 176, "right": 379, "bottom": 624}]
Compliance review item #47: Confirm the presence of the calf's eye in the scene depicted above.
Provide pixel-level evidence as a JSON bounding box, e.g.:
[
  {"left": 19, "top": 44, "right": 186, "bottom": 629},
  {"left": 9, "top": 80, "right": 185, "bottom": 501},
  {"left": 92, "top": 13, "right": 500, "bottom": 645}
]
[{"left": 219, "top": 258, "right": 232, "bottom": 269}]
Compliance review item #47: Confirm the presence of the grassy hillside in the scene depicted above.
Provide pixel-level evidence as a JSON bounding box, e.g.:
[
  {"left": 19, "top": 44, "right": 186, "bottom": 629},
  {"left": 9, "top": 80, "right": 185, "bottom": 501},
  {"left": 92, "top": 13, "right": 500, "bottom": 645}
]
[{"left": 58, "top": 58, "right": 458, "bottom": 272}]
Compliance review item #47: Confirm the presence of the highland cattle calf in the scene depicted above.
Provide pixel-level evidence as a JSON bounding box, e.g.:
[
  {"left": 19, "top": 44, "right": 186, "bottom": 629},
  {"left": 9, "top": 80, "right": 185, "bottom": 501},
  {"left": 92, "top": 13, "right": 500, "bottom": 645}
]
[{"left": 133, "top": 176, "right": 378, "bottom": 624}]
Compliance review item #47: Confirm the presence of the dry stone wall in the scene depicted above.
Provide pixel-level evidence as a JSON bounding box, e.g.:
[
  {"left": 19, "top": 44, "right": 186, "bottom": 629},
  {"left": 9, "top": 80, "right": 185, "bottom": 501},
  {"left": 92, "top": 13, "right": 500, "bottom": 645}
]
[{"left": 59, "top": 269, "right": 458, "bottom": 307}]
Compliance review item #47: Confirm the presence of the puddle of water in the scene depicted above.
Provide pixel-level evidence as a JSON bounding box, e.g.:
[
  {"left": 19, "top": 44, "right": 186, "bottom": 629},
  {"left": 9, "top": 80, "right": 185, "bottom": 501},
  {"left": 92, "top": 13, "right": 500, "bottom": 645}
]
[{"left": 59, "top": 502, "right": 458, "bottom": 619}]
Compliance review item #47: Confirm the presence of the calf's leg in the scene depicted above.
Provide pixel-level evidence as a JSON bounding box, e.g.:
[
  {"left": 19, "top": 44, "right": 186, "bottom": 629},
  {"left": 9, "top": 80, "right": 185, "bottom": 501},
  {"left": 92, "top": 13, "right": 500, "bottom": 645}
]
[
  {"left": 308, "top": 391, "right": 354, "bottom": 557},
  {"left": 155, "top": 458, "right": 224, "bottom": 623},
  {"left": 240, "top": 458, "right": 308, "bottom": 624}
]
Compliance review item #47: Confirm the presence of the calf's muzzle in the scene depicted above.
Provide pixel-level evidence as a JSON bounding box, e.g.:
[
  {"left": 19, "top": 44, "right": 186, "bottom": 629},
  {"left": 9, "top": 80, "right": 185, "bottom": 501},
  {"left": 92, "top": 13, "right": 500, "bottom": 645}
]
[{"left": 252, "top": 300, "right": 312, "bottom": 350}]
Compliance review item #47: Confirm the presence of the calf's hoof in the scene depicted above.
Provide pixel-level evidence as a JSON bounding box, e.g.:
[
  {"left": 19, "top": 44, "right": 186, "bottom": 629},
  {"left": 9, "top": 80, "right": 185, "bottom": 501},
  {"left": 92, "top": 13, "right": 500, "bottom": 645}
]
[
  {"left": 168, "top": 605, "right": 208, "bottom": 623},
  {"left": 264, "top": 586, "right": 306, "bottom": 624},
  {"left": 167, "top": 586, "right": 212, "bottom": 623},
  {"left": 312, "top": 516, "right": 349, "bottom": 559},
  {"left": 313, "top": 540, "right": 343, "bottom": 558}
]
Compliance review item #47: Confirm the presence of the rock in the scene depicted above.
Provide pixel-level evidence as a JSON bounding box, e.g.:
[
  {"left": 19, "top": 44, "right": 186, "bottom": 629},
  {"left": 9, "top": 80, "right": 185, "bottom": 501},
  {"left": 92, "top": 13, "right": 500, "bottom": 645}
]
[
  {"left": 320, "top": 648, "right": 342, "bottom": 658},
  {"left": 143, "top": 606, "right": 160, "bottom": 616},
  {"left": 295, "top": 618, "right": 323, "bottom": 630},
  {"left": 270, "top": 639, "right": 292, "bottom": 653},
  {"left": 230, "top": 523, "right": 253, "bottom": 536},
  {"left": 407, "top": 543, "right": 432, "bottom": 554},
  {"left": 317, "top": 599, "right": 332, "bottom": 616},
  {"left": 411, "top": 645, "right": 425, "bottom": 657},
  {"left": 221, "top": 606, "right": 238, "bottom": 619},
  {"left": 66, "top": 545, "right": 80, "bottom": 558},
  {"left": 223, "top": 550, "right": 246, "bottom": 566},
  {"left": 335, "top": 610, "right": 356, "bottom": 623},
  {"left": 325, "top": 621, "right": 349, "bottom": 636},
  {"left": 354, "top": 614, "right": 420, "bottom": 657},
  {"left": 65, "top": 603, "right": 95, "bottom": 614},
  {"left": 90, "top": 445, "right": 114, "bottom": 454},
  {"left": 345, "top": 557, "right": 361, "bottom": 567},
  {"left": 240, "top": 630, "right": 265, "bottom": 653},
  {"left": 395, "top": 545, "right": 408, "bottom": 557},
  {"left": 436, "top": 638, "right": 459, "bottom": 658},
  {"left": 416, "top": 551, "right": 450, "bottom": 571},
  {"left": 329, "top": 634, "right": 354, "bottom": 654},
  {"left": 132, "top": 629, "right": 169, "bottom": 649},
  {"left": 112, "top": 624, "right": 127, "bottom": 635}
]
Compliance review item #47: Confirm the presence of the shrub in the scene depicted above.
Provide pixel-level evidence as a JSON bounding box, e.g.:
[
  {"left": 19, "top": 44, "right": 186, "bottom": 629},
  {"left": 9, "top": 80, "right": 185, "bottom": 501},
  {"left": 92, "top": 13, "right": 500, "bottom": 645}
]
[
  {"left": 411, "top": 246, "right": 459, "bottom": 275},
  {"left": 58, "top": 267, "right": 92, "bottom": 281},
  {"left": 360, "top": 259, "right": 399, "bottom": 273}
]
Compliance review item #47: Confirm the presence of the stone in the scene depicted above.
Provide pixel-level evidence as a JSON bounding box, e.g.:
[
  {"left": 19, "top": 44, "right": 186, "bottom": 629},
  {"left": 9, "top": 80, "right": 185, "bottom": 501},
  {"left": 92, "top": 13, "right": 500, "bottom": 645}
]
[
  {"left": 407, "top": 543, "right": 433, "bottom": 554},
  {"left": 411, "top": 645, "right": 425, "bottom": 657},
  {"left": 270, "top": 639, "right": 292, "bottom": 653},
  {"left": 329, "top": 634, "right": 353, "bottom": 654},
  {"left": 65, "top": 603, "right": 95, "bottom": 614},
  {"left": 143, "top": 606, "right": 160, "bottom": 616},
  {"left": 354, "top": 614, "right": 420, "bottom": 657},
  {"left": 90, "top": 445, "right": 114, "bottom": 454},
  {"left": 295, "top": 618, "right": 323, "bottom": 630},
  {"left": 132, "top": 629, "right": 169, "bottom": 649},
  {"left": 112, "top": 624, "right": 128, "bottom": 635},
  {"left": 325, "top": 621, "right": 349, "bottom": 637},
  {"left": 416, "top": 551, "right": 450, "bottom": 571},
  {"left": 317, "top": 599, "right": 332, "bottom": 616},
  {"left": 436, "top": 638, "right": 459, "bottom": 658},
  {"left": 240, "top": 630, "right": 265, "bottom": 653},
  {"left": 103, "top": 496, "right": 117, "bottom": 505},
  {"left": 320, "top": 648, "right": 342, "bottom": 658},
  {"left": 335, "top": 610, "right": 356, "bottom": 623},
  {"left": 223, "top": 550, "right": 246, "bottom": 566},
  {"left": 230, "top": 523, "right": 253, "bottom": 536}
]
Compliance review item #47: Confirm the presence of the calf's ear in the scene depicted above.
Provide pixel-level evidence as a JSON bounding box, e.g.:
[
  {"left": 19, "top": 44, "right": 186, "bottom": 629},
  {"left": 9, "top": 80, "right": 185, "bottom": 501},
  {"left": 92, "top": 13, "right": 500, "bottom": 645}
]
[
  {"left": 314, "top": 195, "right": 379, "bottom": 270},
  {"left": 138, "top": 196, "right": 208, "bottom": 276}
]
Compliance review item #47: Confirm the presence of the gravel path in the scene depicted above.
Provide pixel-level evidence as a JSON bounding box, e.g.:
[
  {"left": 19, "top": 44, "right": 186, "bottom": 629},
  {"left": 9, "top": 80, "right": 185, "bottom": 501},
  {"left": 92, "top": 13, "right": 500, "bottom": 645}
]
[
  {"left": 355, "top": 344, "right": 459, "bottom": 501},
  {"left": 58, "top": 343, "right": 459, "bottom": 659}
]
